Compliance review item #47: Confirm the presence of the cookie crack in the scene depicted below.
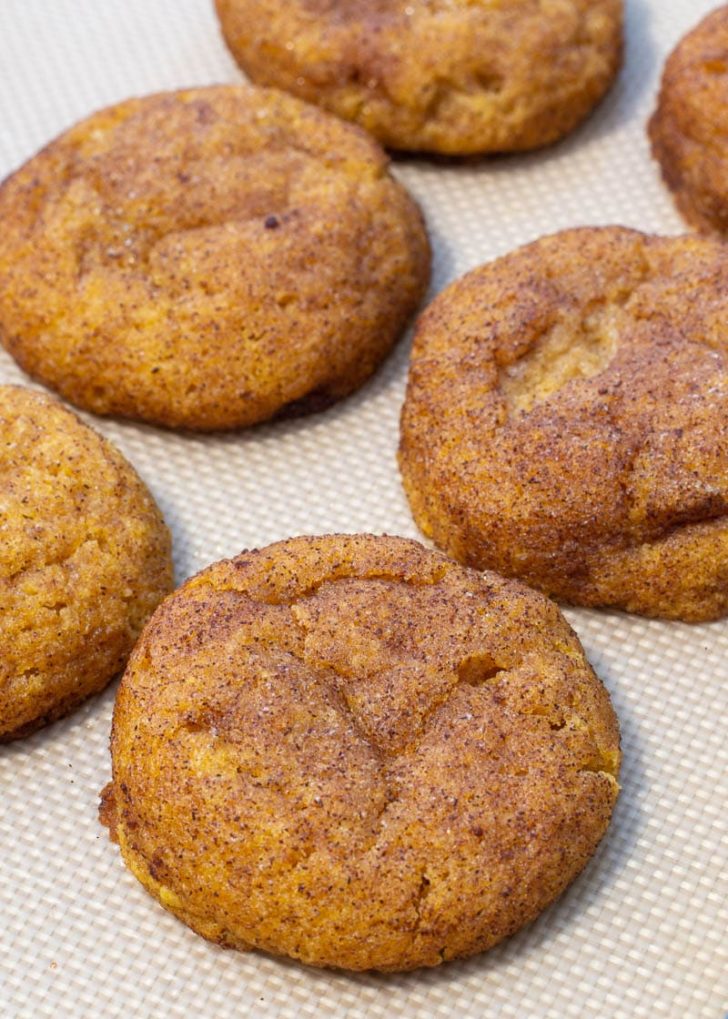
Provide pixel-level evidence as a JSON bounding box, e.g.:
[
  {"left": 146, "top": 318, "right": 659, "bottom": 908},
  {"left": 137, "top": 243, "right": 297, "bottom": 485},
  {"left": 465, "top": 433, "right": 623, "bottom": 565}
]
[
  {"left": 0, "top": 533, "right": 109, "bottom": 589},
  {"left": 180, "top": 624, "right": 614, "bottom": 782},
  {"left": 181, "top": 630, "right": 407, "bottom": 856},
  {"left": 420, "top": 72, "right": 506, "bottom": 124},
  {"left": 412, "top": 871, "right": 431, "bottom": 927},
  {"left": 611, "top": 414, "right": 728, "bottom": 554},
  {"left": 500, "top": 253, "right": 652, "bottom": 419},
  {"left": 68, "top": 171, "right": 302, "bottom": 283},
  {"left": 254, "top": 128, "right": 382, "bottom": 177},
  {"left": 393, "top": 656, "right": 508, "bottom": 757},
  {"left": 222, "top": 561, "right": 450, "bottom": 607}
]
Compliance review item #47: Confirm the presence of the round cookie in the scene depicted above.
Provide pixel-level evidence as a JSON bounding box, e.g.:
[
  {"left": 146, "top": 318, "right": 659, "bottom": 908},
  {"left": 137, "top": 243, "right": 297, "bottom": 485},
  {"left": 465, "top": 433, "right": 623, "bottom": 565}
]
[
  {"left": 649, "top": 6, "right": 728, "bottom": 236},
  {"left": 215, "top": 0, "right": 623, "bottom": 155},
  {"left": 101, "top": 533, "right": 620, "bottom": 972},
  {"left": 0, "top": 87, "right": 430, "bottom": 431},
  {"left": 399, "top": 226, "right": 728, "bottom": 622},
  {"left": 0, "top": 385, "right": 173, "bottom": 740}
]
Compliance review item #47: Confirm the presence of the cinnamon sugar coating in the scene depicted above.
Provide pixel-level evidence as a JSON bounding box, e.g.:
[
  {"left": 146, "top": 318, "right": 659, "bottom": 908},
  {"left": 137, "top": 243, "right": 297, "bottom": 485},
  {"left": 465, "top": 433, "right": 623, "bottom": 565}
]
[
  {"left": 0, "top": 385, "right": 172, "bottom": 739},
  {"left": 649, "top": 6, "right": 728, "bottom": 236},
  {"left": 216, "top": 0, "right": 623, "bottom": 154},
  {"left": 400, "top": 226, "right": 728, "bottom": 621},
  {"left": 102, "top": 534, "right": 619, "bottom": 971},
  {"left": 0, "top": 86, "right": 429, "bottom": 430}
]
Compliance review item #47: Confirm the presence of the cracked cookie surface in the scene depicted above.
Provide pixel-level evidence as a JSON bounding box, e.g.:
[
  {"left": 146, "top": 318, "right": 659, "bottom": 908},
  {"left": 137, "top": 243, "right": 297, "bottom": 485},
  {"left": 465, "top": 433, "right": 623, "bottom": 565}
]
[
  {"left": 0, "top": 385, "right": 173, "bottom": 740},
  {"left": 101, "top": 533, "right": 619, "bottom": 972},
  {"left": 399, "top": 226, "right": 728, "bottom": 621},
  {"left": 649, "top": 6, "right": 728, "bottom": 236},
  {"left": 0, "top": 86, "right": 429, "bottom": 430},
  {"left": 215, "top": 0, "right": 623, "bottom": 154}
]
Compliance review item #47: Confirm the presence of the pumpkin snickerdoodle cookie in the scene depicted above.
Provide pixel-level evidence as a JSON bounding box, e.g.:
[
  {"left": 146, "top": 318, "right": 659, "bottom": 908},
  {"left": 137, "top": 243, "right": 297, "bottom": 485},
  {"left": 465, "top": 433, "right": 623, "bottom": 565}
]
[
  {"left": 649, "top": 5, "right": 728, "bottom": 236},
  {"left": 0, "top": 385, "right": 172, "bottom": 740},
  {"left": 215, "top": 0, "right": 623, "bottom": 154},
  {"left": 400, "top": 226, "right": 728, "bottom": 622},
  {"left": 0, "top": 86, "right": 429, "bottom": 430},
  {"left": 101, "top": 533, "right": 619, "bottom": 971}
]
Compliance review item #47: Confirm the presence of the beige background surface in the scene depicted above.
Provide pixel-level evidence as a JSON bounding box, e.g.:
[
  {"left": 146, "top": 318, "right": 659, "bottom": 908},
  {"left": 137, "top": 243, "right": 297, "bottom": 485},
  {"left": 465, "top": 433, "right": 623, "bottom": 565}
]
[{"left": 0, "top": 2, "right": 726, "bottom": 1017}]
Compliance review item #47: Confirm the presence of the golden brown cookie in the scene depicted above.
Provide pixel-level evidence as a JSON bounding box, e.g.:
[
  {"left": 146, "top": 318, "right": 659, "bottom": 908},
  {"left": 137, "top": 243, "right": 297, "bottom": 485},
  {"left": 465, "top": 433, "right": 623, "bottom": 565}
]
[
  {"left": 0, "top": 385, "right": 173, "bottom": 740},
  {"left": 215, "top": 0, "right": 623, "bottom": 154},
  {"left": 399, "top": 226, "right": 728, "bottom": 622},
  {"left": 649, "top": 6, "right": 728, "bottom": 236},
  {"left": 0, "top": 86, "right": 429, "bottom": 430},
  {"left": 101, "top": 533, "right": 620, "bottom": 972}
]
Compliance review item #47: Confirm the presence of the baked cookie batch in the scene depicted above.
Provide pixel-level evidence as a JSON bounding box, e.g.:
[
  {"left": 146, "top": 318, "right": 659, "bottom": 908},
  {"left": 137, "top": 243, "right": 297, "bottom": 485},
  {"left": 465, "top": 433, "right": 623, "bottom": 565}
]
[{"left": 0, "top": 0, "right": 724, "bottom": 976}]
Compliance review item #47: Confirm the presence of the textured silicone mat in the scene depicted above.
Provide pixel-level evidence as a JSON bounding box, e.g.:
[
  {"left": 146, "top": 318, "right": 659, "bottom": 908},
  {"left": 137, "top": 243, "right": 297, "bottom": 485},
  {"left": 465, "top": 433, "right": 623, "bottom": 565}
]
[{"left": 0, "top": 2, "right": 726, "bottom": 1017}]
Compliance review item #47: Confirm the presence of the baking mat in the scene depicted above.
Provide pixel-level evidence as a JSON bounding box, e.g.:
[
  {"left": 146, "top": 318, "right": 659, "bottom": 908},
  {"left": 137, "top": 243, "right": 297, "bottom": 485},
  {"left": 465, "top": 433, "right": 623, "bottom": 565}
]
[{"left": 0, "top": 2, "right": 726, "bottom": 1016}]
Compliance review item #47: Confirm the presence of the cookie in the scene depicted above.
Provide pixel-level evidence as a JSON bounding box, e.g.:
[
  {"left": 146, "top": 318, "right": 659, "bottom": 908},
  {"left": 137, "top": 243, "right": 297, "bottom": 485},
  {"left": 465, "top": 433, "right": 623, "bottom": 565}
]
[
  {"left": 0, "top": 386, "right": 173, "bottom": 740},
  {"left": 0, "top": 86, "right": 429, "bottom": 430},
  {"left": 399, "top": 226, "right": 728, "bottom": 622},
  {"left": 101, "top": 533, "right": 620, "bottom": 972},
  {"left": 649, "top": 6, "right": 728, "bottom": 236},
  {"left": 215, "top": 0, "right": 623, "bottom": 154}
]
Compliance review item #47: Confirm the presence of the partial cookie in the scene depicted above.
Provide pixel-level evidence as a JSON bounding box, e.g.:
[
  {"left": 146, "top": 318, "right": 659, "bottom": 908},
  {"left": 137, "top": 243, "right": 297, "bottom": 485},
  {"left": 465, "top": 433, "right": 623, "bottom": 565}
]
[
  {"left": 101, "top": 533, "right": 620, "bottom": 972},
  {"left": 0, "top": 86, "right": 429, "bottom": 430},
  {"left": 649, "top": 6, "right": 728, "bottom": 235},
  {"left": 0, "top": 386, "right": 173, "bottom": 740},
  {"left": 399, "top": 226, "right": 728, "bottom": 622},
  {"left": 215, "top": 0, "right": 623, "bottom": 154}
]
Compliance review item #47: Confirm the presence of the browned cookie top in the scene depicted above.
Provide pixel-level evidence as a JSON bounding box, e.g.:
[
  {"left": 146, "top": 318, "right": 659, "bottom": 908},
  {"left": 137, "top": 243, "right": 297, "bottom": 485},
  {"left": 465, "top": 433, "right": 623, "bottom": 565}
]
[
  {"left": 0, "top": 385, "right": 173, "bottom": 740},
  {"left": 0, "top": 86, "right": 429, "bottom": 430},
  {"left": 216, "top": 0, "right": 623, "bottom": 154},
  {"left": 400, "top": 226, "right": 728, "bottom": 621},
  {"left": 103, "top": 534, "right": 619, "bottom": 972},
  {"left": 649, "top": 6, "right": 728, "bottom": 235}
]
